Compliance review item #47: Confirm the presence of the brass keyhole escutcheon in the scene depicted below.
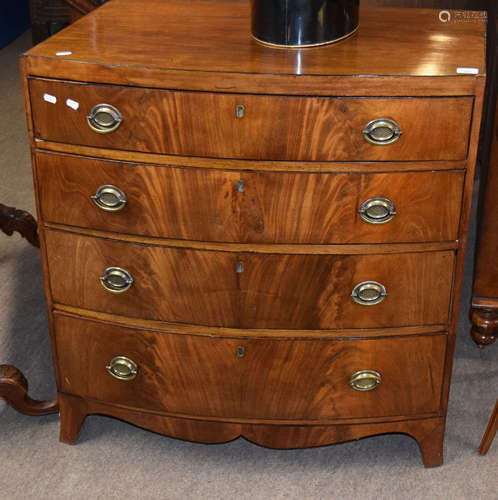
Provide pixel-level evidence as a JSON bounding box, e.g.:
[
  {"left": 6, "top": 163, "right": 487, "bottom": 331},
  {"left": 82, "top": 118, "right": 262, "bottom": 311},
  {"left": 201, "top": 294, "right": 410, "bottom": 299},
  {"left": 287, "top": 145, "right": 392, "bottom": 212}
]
[{"left": 236, "top": 105, "right": 245, "bottom": 118}]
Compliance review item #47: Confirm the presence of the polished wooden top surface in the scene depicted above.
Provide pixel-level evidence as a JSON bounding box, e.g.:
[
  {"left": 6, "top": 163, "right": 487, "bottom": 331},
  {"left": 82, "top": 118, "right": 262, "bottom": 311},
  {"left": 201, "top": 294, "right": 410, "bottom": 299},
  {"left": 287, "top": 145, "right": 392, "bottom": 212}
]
[{"left": 26, "top": 0, "right": 486, "bottom": 78}]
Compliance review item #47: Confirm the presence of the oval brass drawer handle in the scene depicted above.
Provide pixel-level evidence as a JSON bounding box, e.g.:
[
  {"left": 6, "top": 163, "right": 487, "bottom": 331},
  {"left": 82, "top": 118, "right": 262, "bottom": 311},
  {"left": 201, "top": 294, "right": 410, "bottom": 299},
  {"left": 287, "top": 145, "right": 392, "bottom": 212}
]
[
  {"left": 91, "top": 185, "right": 127, "bottom": 212},
  {"left": 87, "top": 103, "right": 122, "bottom": 134},
  {"left": 352, "top": 281, "right": 386, "bottom": 306},
  {"left": 362, "top": 118, "right": 401, "bottom": 145},
  {"left": 106, "top": 356, "right": 138, "bottom": 381},
  {"left": 100, "top": 267, "right": 133, "bottom": 294},
  {"left": 349, "top": 370, "right": 382, "bottom": 391},
  {"left": 359, "top": 197, "right": 396, "bottom": 224}
]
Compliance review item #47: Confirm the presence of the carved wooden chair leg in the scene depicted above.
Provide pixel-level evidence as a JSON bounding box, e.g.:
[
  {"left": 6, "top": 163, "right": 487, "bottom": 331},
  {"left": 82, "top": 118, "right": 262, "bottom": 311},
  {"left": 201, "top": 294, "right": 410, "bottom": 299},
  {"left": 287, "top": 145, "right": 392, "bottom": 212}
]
[
  {"left": 479, "top": 400, "right": 498, "bottom": 455},
  {"left": 0, "top": 207, "right": 55, "bottom": 415},
  {"left": 0, "top": 365, "right": 58, "bottom": 415},
  {"left": 0, "top": 203, "right": 39, "bottom": 248},
  {"left": 470, "top": 308, "right": 497, "bottom": 346}
]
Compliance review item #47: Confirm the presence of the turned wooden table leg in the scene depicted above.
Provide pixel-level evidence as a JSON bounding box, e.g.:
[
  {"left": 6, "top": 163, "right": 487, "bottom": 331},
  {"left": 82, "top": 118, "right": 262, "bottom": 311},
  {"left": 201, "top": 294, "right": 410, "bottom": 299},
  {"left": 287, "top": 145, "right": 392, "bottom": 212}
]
[
  {"left": 470, "top": 308, "right": 498, "bottom": 346},
  {"left": 479, "top": 400, "right": 498, "bottom": 455},
  {"left": 0, "top": 203, "right": 39, "bottom": 248},
  {"left": 0, "top": 365, "right": 58, "bottom": 415}
]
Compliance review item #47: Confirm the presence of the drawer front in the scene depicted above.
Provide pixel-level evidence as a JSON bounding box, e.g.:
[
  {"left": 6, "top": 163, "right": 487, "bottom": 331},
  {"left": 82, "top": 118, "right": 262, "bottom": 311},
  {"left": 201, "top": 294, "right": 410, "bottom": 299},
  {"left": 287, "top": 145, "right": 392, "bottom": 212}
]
[
  {"left": 54, "top": 313, "right": 446, "bottom": 420},
  {"left": 45, "top": 230, "right": 454, "bottom": 329},
  {"left": 30, "top": 79, "right": 472, "bottom": 161},
  {"left": 37, "top": 153, "right": 464, "bottom": 244},
  {"left": 37, "top": 153, "right": 240, "bottom": 243},
  {"left": 238, "top": 169, "right": 464, "bottom": 244}
]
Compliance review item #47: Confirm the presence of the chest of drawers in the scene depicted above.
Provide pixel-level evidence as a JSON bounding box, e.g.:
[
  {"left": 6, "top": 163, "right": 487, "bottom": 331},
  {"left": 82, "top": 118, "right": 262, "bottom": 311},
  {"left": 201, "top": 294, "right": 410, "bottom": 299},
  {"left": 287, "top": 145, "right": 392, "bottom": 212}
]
[{"left": 21, "top": 0, "right": 486, "bottom": 467}]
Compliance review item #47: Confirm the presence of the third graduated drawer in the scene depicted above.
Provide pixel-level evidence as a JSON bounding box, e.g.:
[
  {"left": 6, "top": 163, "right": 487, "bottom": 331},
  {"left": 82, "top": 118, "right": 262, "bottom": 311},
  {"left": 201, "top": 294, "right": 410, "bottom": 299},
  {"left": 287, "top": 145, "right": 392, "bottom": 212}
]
[
  {"left": 36, "top": 152, "right": 465, "bottom": 244},
  {"left": 29, "top": 78, "right": 473, "bottom": 161},
  {"left": 45, "top": 229, "right": 454, "bottom": 329}
]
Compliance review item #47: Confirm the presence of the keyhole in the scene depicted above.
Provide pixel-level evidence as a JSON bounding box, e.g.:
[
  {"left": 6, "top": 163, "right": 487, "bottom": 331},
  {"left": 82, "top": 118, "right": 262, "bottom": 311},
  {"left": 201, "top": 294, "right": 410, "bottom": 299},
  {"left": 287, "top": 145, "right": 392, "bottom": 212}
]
[
  {"left": 236, "top": 261, "right": 244, "bottom": 273},
  {"left": 237, "top": 180, "right": 244, "bottom": 193},
  {"left": 237, "top": 346, "right": 245, "bottom": 358},
  {"left": 236, "top": 105, "right": 245, "bottom": 119}
]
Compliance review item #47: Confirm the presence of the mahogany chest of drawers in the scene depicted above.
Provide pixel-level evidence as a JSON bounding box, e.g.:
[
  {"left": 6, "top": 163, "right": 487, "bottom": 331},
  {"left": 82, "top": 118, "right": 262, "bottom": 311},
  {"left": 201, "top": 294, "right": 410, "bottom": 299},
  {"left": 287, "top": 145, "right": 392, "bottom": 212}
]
[{"left": 21, "top": 0, "right": 486, "bottom": 467}]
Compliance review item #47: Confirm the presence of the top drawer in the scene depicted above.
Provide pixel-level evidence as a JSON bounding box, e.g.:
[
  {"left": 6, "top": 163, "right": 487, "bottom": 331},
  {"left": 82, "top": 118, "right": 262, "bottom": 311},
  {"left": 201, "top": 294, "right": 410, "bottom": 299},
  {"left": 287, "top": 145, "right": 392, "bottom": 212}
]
[{"left": 29, "top": 79, "right": 473, "bottom": 161}]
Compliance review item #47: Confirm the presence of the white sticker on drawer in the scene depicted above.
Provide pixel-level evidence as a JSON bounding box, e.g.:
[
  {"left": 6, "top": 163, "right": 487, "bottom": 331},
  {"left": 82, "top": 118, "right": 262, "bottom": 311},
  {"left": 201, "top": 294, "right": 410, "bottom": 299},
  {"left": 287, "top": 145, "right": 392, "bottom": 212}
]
[
  {"left": 66, "top": 99, "right": 80, "bottom": 111},
  {"left": 456, "top": 67, "right": 479, "bottom": 74},
  {"left": 56, "top": 51, "right": 72, "bottom": 56},
  {"left": 43, "top": 93, "right": 57, "bottom": 104}
]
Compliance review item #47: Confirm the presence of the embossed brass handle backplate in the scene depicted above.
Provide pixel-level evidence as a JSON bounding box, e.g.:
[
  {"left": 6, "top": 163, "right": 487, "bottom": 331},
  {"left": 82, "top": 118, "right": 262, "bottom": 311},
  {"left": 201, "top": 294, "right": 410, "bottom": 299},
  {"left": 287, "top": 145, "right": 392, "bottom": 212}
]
[
  {"left": 362, "top": 118, "right": 401, "bottom": 145},
  {"left": 100, "top": 267, "right": 133, "bottom": 294},
  {"left": 349, "top": 370, "right": 382, "bottom": 391},
  {"left": 87, "top": 103, "right": 122, "bottom": 134},
  {"left": 91, "top": 185, "right": 127, "bottom": 212},
  {"left": 106, "top": 356, "right": 138, "bottom": 381},
  {"left": 359, "top": 197, "right": 396, "bottom": 225},
  {"left": 351, "top": 281, "right": 386, "bottom": 306}
]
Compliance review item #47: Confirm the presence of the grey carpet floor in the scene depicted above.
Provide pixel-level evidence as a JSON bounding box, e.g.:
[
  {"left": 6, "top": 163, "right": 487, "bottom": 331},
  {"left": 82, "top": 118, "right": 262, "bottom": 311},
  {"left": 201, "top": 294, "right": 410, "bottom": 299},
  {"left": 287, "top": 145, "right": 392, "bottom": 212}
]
[{"left": 0, "top": 31, "right": 496, "bottom": 500}]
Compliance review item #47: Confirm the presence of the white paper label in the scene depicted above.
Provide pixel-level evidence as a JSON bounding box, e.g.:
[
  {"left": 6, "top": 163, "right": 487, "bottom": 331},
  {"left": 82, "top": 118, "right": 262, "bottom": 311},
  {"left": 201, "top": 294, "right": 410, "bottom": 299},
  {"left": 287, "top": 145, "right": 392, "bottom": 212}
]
[
  {"left": 66, "top": 98, "right": 80, "bottom": 111},
  {"left": 456, "top": 67, "right": 479, "bottom": 75},
  {"left": 56, "top": 51, "right": 72, "bottom": 56},
  {"left": 43, "top": 93, "right": 57, "bottom": 104}
]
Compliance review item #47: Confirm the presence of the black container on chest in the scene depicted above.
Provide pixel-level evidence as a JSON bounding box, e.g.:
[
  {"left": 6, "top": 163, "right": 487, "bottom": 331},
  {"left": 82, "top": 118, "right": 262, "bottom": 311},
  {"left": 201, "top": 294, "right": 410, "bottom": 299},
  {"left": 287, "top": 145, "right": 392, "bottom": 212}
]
[{"left": 251, "top": 0, "right": 359, "bottom": 47}]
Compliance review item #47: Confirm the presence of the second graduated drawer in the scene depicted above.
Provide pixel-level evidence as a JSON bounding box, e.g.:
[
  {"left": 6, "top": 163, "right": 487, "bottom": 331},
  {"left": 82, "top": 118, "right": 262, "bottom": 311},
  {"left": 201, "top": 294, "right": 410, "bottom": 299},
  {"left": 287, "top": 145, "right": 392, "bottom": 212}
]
[
  {"left": 44, "top": 229, "right": 454, "bottom": 329},
  {"left": 29, "top": 78, "right": 473, "bottom": 161},
  {"left": 36, "top": 153, "right": 465, "bottom": 244}
]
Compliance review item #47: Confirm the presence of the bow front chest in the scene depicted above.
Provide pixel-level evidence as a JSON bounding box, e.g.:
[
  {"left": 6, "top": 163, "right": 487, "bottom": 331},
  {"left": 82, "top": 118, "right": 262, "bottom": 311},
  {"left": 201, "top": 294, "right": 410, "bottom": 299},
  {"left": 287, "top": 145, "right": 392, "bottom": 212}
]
[{"left": 21, "top": 0, "right": 486, "bottom": 467}]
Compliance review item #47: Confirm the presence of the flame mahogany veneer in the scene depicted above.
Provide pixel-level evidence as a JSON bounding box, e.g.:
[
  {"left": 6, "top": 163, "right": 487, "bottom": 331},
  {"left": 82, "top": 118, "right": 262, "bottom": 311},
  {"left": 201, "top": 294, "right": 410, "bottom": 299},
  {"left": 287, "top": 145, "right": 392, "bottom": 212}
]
[{"left": 21, "top": 0, "right": 486, "bottom": 467}]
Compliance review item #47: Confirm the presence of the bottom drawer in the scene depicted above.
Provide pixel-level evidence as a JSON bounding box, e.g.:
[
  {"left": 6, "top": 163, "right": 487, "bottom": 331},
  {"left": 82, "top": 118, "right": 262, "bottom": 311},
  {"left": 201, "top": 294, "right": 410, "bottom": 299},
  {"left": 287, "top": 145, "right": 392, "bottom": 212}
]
[{"left": 54, "top": 314, "right": 446, "bottom": 421}]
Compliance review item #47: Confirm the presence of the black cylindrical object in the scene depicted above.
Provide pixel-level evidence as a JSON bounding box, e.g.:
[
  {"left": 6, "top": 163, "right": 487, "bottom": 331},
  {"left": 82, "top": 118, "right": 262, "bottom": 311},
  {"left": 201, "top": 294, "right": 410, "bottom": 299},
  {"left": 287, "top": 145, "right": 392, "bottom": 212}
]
[{"left": 251, "top": 0, "right": 359, "bottom": 48}]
